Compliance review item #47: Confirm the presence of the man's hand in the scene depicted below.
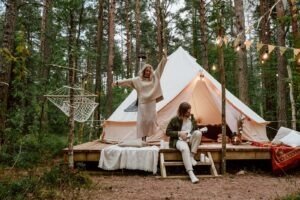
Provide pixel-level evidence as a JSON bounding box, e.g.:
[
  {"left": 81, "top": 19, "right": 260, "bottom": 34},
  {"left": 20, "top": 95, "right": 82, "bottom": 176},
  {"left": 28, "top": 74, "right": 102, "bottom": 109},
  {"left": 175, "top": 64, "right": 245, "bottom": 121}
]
[{"left": 178, "top": 131, "right": 188, "bottom": 141}]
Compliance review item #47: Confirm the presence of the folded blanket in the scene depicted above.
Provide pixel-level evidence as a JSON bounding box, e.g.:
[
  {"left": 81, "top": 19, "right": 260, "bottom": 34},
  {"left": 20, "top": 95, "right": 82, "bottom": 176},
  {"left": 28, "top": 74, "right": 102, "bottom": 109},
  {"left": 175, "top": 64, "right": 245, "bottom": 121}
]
[
  {"left": 98, "top": 145, "right": 159, "bottom": 174},
  {"left": 252, "top": 141, "right": 300, "bottom": 174},
  {"left": 271, "top": 146, "right": 300, "bottom": 174}
]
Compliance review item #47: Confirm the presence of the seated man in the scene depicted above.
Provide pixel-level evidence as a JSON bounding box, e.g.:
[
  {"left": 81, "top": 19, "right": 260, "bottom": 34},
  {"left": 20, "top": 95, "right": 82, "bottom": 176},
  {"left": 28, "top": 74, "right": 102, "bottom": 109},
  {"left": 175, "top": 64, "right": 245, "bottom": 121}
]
[{"left": 166, "top": 102, "right": 206, "bottom": 183}]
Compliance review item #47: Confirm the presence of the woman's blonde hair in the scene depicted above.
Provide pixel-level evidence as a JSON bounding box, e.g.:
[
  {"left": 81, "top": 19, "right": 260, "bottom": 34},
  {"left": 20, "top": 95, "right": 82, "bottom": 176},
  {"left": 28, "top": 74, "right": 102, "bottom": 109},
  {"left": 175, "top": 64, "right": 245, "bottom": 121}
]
[{"left": 138, "top": 64, "right": 154, "bottom": 80}]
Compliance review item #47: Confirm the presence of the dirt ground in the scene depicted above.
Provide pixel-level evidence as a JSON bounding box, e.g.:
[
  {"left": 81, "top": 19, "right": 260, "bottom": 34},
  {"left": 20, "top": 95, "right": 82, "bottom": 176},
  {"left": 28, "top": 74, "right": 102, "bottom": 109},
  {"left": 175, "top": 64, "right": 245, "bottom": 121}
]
[{"left": 70, "top": 170, "right": 300, "bottom": 200}]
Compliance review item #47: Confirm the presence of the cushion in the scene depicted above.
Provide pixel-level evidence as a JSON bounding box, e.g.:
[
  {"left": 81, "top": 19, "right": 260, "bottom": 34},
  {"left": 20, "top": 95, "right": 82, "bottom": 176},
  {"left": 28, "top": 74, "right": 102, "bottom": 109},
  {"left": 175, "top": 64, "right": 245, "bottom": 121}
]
[
  {"left": 118, "top": 139, "right": 147, "bottom": 148},
  {"left": 272, "top": 127, "right": 295, "bottom": 144},
  {"left": 279, "top": 131, "right": 300, "bottom": 147}
]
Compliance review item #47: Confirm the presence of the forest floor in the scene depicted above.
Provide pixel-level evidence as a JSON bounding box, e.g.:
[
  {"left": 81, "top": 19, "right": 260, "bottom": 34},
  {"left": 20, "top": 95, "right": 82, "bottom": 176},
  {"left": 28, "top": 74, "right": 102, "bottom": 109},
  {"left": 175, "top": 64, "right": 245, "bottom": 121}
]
[
  {"left": 2, "top": 161, "right": 300, "bottom": 200},
  {"left": 68, "top": 165, "right": 300, "bottom": 200}
]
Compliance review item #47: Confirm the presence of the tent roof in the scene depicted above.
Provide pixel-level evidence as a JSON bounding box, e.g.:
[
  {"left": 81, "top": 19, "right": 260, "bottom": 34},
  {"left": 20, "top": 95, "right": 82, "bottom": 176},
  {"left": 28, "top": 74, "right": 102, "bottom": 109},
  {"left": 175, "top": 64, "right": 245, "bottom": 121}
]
[{"left": 108, "top": 47, "right": 266, "bottom": 124}]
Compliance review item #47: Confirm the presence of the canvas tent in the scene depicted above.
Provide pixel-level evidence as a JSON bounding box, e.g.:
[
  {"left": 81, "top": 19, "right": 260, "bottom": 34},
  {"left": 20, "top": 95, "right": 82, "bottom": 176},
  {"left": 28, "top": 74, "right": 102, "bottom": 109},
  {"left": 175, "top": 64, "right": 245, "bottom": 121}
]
[{"left": 101, "top": 47, "right": 269, "bottom": 143}]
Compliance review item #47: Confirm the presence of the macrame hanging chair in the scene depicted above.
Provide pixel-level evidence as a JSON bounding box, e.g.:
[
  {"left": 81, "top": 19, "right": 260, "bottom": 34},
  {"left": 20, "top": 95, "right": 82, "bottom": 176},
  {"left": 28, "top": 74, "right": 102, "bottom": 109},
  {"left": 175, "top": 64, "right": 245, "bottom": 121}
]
[{"left": 45, "top": 85, "right": 98, "bottom": 123}]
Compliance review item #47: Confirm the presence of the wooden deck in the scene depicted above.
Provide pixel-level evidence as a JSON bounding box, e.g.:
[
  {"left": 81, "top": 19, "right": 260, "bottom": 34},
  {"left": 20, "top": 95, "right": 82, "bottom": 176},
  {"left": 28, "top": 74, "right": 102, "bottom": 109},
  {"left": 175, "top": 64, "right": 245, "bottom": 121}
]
[{"left": 63, "top": 140, "right": 271, "bottom": 166}]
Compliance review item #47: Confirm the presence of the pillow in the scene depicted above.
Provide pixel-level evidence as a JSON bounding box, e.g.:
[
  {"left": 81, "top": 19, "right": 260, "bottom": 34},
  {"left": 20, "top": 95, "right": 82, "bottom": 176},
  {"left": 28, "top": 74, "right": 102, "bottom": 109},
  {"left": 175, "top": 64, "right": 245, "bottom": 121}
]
[
  {"left": 272, "top": 127, "right": 296, "bottom": 144},
  {"left": 118, "top": 139, "right": 147, "bottom": 148},
  {"left": 279, "top": 131, "right": 300, "bottom": 147}
]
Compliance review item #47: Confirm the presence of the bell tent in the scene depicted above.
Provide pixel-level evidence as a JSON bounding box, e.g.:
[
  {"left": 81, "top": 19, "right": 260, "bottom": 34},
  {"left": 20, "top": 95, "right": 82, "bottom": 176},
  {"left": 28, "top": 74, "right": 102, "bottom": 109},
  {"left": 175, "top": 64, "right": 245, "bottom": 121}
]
[{"left": 101, "top": 47, "right": 269, "bottom": 144}]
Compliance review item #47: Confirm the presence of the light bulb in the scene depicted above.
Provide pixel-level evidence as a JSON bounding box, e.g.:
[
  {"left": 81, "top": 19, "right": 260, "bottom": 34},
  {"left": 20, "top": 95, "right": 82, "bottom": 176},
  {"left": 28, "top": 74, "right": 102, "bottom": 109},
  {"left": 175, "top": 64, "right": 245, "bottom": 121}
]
[
  {"left": 212, "top": 64, "right": 217, "bottom": 71},
  {"left": 216, "top": 37, "right": 222, "bottom": 46},
  {"left": 262, "top": 52, "right": 269, "bottom": 60}
]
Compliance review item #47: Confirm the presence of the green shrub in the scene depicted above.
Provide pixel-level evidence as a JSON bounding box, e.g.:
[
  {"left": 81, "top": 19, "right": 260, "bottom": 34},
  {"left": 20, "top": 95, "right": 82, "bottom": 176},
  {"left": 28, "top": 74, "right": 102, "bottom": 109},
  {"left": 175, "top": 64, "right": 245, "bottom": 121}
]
[
  {"left": 280, "top": 193, "right": 300, "bottom": 200},
  {"left": 0, "top": 133, "right": 66, "bottom": 169},
  {"left": 0, "top": 165, "right": 91, "bottom": 200},
  {"left": 0, "top": 177, "right": 38, "bottom": 200},
  {"left": 41, "top": 164, "right": 92, "bottom": 188}
]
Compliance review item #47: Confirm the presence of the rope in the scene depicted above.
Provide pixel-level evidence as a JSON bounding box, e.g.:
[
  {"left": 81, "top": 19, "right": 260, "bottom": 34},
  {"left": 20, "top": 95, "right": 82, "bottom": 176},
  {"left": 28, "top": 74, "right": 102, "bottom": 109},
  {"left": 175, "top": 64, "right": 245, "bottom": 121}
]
[
  {"left": 267, "top": 120, "right": 299, "bottom": 123},
  {"left": 266, "top": 126, "right": 278, "bottom": 131}
]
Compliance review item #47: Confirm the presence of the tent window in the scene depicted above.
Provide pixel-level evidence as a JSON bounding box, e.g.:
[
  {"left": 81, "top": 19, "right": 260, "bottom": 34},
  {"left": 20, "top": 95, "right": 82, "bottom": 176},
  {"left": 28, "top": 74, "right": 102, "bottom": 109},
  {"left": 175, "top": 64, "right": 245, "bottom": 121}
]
[{"left": 124, "top": 100, "right": 138, "bottom": 112}]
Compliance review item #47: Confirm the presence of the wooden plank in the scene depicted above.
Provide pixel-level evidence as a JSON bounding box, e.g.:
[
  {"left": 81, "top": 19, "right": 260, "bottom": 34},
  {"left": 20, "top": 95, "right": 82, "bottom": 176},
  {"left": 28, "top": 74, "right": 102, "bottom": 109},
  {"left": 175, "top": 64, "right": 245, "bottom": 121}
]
[
  {"left": 164, "top": 161, "right": 211, "bottom": 166},
  {"left": 65, "top": 140, "right": 272, "bottom": 164},
  {"left": 226, "top": 151, "right": 271, "bottom": 160},
  {"left": 208, "top": 152, "right": 218, "bottom": 177},
  {"left": 73, "top": 153, "right": 87, "bottom": 162},
  {"left": 160, "top": 153, "right": 167, "bottom": 178},
  {"left": 86, "top": 152, "right": 100, "bottom": 161}
]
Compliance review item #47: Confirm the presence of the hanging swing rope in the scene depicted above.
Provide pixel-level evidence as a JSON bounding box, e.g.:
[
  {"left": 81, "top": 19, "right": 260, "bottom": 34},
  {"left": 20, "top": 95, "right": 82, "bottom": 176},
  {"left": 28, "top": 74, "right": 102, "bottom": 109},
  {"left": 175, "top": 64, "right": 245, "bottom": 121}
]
[{"left": 45, "top": 85, "right": 98, "bottom": 123}]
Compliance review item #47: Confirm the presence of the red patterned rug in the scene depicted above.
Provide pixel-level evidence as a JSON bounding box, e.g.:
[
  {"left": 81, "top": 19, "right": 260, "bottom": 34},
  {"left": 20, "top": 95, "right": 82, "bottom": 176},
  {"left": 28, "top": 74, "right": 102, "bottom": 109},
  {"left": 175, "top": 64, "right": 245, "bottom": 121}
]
[{"left": 252, "top": 141, "right": 300, "bottom": 174}]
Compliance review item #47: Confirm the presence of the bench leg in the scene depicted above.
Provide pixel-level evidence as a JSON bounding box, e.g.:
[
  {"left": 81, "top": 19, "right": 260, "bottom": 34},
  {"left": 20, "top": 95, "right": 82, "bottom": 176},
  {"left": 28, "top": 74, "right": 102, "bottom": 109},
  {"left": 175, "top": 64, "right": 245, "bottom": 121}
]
[
  {"left": 208, "top": 152, "right": 218, "bottom": 176},
  {"left": 160, "top": 152, "right": 167, "bottom": 178}
]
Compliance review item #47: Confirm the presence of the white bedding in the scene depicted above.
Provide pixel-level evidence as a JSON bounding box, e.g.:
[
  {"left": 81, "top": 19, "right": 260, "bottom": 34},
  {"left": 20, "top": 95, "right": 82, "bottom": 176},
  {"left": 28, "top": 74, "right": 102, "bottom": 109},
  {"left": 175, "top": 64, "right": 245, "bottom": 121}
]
[{"left": 98, "top": 145, "right": 159, "bottom": 174}]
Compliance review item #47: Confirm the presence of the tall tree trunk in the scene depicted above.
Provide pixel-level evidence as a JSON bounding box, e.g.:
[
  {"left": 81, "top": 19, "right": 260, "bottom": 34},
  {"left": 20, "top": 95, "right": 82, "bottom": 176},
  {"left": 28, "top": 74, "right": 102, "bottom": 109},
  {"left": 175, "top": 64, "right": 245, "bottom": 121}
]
[
  {"left": 155, "top": 0, "right": 163, "bottom": 60},
  {"left": 67, "top": 9, "right": 77, "bottom": 169},
  {"left": 95, "top": 0, "right": 104, "bottom": 121},
  {"left": 75, "top": 1, "right": 85, "bottom": 82},
  {"left": 86, "top": 41, "right": 93, "bottom": 91},
  {"left": 288, "top": 0, "right": 300, "bottom": 48},
  {"left": 135, "top": 0, "right": 141, "bottom": 75},
  {"left": 107, "top": 0, "right": 115, "bottom": 115},
  {"left": 161, "top": 1, "right": 167, "bottom": 54},
  {"left": 199, "top": 0, "right": 209, "bottom": 71},
  {"left": 287, "top": 65, "right": 296, "bottom": 130},
  {"left": 259, "top": 0, "right": 275, "bottom": 123},
  {"left": 192, "top": 0, "right": 199, "bottom": 60},
  {"left": 287, "top": 0, "right": 299, "bottom": 129},
  {"left": 125, "top": 0, "right": 132, "bottom": 79},
  {"left": 0, "top": 0, "right": 18, "bottom": 146},
  {"left": 234, "top": 0, "right": 249, "bottom": 105},
  {"left": 155, "top": 0, "right": 163, "bottom": 61},
  {"left": 215, "top": 0, "right": 226, "bottom": 175},
  {"left": 39, "top": 0, "right": 53, "bottom": 133},
  {"left": 276, "top": 1, "right": 287, "bottom": 128}
]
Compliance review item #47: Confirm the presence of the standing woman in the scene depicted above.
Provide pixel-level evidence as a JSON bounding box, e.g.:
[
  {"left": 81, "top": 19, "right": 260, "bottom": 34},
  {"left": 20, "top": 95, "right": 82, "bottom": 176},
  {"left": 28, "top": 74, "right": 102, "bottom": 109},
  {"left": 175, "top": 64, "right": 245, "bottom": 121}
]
[{"left": 112, "top": 50, "right": 168, "bottom": 141}]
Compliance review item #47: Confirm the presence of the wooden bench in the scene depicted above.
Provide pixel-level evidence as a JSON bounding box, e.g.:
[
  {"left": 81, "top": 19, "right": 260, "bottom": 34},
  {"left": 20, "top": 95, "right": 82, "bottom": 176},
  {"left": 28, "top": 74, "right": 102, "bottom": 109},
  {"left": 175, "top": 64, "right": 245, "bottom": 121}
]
[{"left": 159, "top": 149, "right": 219, "bottom": 178}]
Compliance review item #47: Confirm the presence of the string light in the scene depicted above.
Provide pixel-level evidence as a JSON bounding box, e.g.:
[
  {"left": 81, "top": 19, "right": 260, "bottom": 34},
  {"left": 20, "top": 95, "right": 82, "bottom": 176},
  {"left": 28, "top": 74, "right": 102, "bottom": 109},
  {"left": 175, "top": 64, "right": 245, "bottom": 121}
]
[
  {"left": 235, "top": 43, "right": 241, "bottom": 52},
  {"left": 296, "top": 53, "right": 300, "bottom": 65},
  {"left": 212, "top": 64, "right": 217, "bottom": 71},
  {"left": 215, "top": 37, "right": 223, "bottom": 46},
  {"left": 262, "top": 51, "right": 269, "bottom": 61},
  {"left": 199, "top": 70, "right": 204, "bottom": 81}
]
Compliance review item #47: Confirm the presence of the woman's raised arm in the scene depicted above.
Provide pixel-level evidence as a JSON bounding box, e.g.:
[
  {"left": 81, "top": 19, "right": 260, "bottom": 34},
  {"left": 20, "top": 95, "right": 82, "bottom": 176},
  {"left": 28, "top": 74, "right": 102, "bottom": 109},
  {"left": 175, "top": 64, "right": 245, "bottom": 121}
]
[{"left": 154, "top": 50, "right": 168, "bottom": 78}]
